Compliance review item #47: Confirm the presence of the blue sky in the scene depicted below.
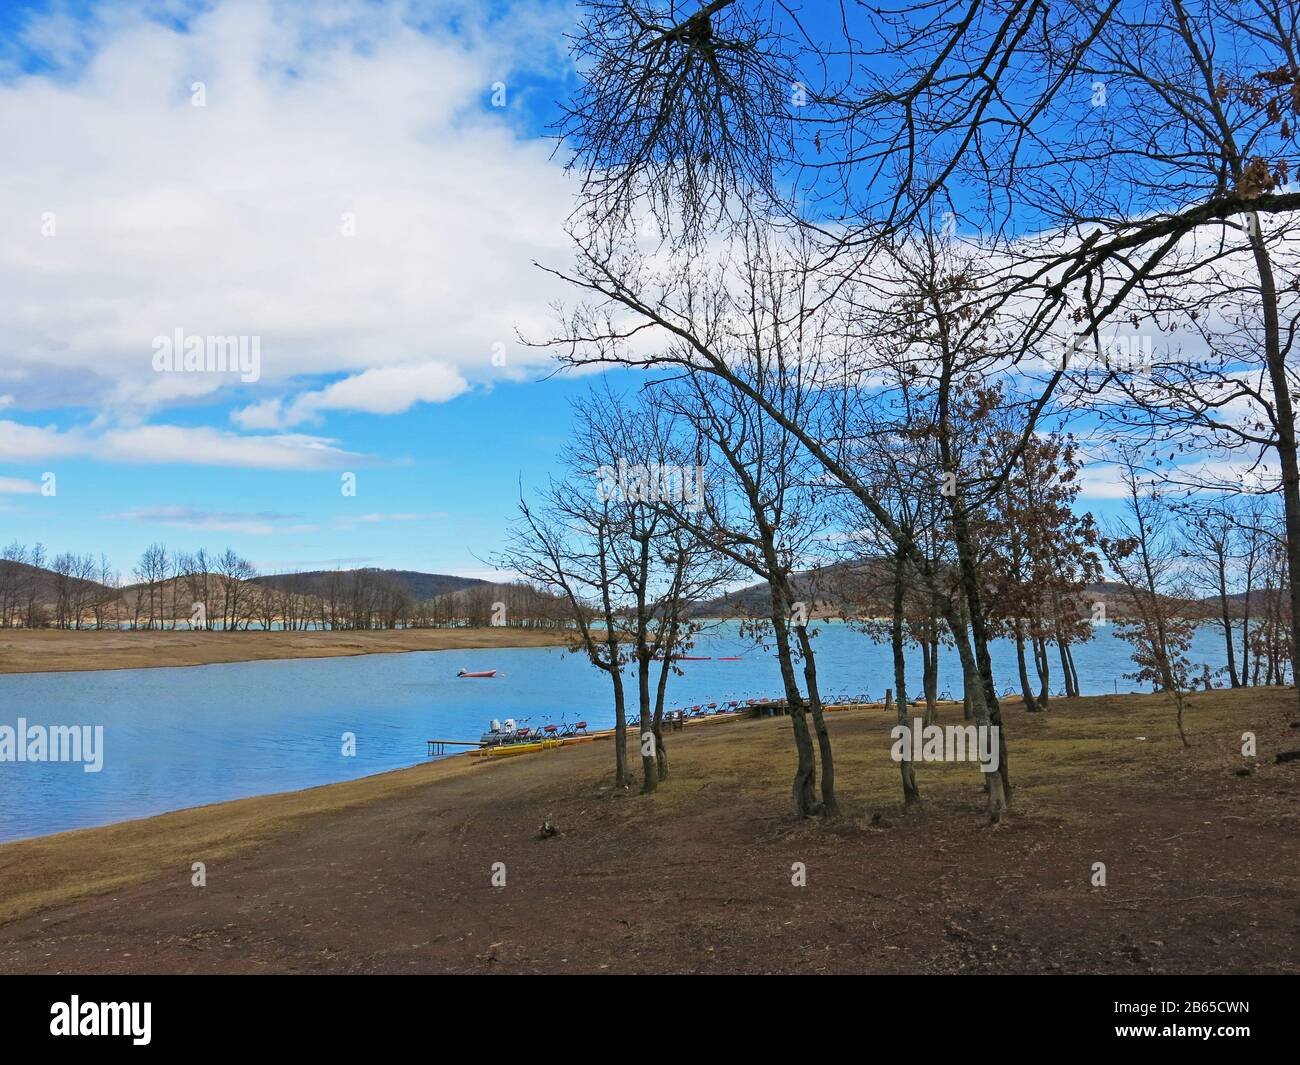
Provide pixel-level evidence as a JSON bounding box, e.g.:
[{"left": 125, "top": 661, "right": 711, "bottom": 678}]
[
  {"left": 0, "top": 0, "right": 1246, "bottom": 582},
  {"left": 0, "top": 0, "right": 616, "bottom": 578}
]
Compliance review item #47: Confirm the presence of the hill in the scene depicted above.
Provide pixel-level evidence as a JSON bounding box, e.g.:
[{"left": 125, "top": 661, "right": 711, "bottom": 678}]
[
  {"left": 691, "top": 569, "right": 1262, "bottom": 622},
  {"left": 0, "top": 559, "right": 111, "bottom": 600},
  {"left": 251, "top": 569, "right": 486, "bottom": 600}
]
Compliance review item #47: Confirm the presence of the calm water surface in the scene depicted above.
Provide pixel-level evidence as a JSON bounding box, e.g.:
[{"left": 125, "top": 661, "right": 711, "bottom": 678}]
[{"left": 0, "top": 622, "right": 1235, "bottom": 841}]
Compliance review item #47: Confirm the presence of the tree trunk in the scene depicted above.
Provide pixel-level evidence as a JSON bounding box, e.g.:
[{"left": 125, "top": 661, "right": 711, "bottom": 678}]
[
  {"left": 923, "top": 630, "right": 939, "bottom": 726},
  {"left": 947, "top": 612, "right": 1006, "bottom": 822},
  {"left": 794, "top": 622, "right": 839, "bottom": 817},
  {"left": 1066, "top": 641, "right": 1081, "bottom": 698},
  {"left": 1055, "top": 629, "right": 1078, "bottom": 699},
  {"left": 1033, "top": 633, "right": 1050, "bottom": 709},
  {"left": 770, "top": 589, "right": 820, "bottom": 818},
  {"left": 949, "top": 493, "right": 1002, "bottom": 718},
  {"left": 653, "top": 648, "right": 673, "bottom": 782},
  {"left": 1174, "top": 690, "right": 1190, "bottom": 748},
  {"left": 1014, "top": 618, "right": 1039, "bottom": 711},
  {"left": 610, "top": 648, "right": 627, "bottom": 789},
  {"left": 1247, "top": 213, "right": 1300, "bottom": 711},
  {"left": 1217, "top": 558, "right": 1240, "bottom": 688},
  {"left": 638, "top": 652, "right": 657, "bottom": 794},
  {"left": 947, "top": 492, "right": 1009, "bottom": 798},
  {"left": 891, "top": 549, "right": 919, "bottom": 804},
  {"left": 1241, "top": 586, "right": 1253, "bottom": 688}
]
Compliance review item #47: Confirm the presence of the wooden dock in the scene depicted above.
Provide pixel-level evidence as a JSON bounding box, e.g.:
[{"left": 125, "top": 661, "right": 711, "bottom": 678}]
[{"left": 426, "top": 739, "right": 482, "bottom": 756}]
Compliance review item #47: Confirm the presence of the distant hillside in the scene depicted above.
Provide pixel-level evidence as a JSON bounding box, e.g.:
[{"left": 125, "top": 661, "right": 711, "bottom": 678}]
[
  {"left": 691, "top": 561, "right": 895, "bottom": 618},
  {"left": 1089, "top": 582, "right": 1286, "bottom": 619},
  {"left": 692, "top": 570, "right": 1273, "bottom": 622},
  {"left": 253, "top": 569, "right": 487, "bottom": 600},
  {"left": 5, "top": 553, "right": 1284, "bottom": 628},
  {"left": 0, "top": 559, "right": 111, "bottom": 600},
  {"left": 0, "top": 559, "right": 562, "bottom": 629}
]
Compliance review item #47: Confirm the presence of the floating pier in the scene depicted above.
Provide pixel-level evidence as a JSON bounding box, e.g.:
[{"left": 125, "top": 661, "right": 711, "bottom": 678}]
[{"left": 427, "top": 700, "right": 893, "bottom": 762}]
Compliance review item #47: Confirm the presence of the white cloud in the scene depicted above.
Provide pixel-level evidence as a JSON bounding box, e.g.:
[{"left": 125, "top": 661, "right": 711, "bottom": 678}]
[
  {"left": 107, "top": 504, "right": 318, "bottom": 535},
  {"left": 330, "top": 511, "right": 446, "bottom": 528},
  {"left": 0, "top": 476, "right": 42, "bottom": 494},
  {"left": 105, "top": 504, "right": 446, "bottom": 535},
  {"left": 1075, "top": 463, "right": 1137, "bottom": 501},
  {"left": 0, "top": 0, "right": 574, "bottom": 424},
  {"left": 99, "top": 425, "right": 365, "bottom": 470},
  {"left": 0, "top": 418, "right": 366, "bottom": 470},
  {"left": 233, "top": 361, "right": 469, "bottom": 428},
  {"left": 0, "top": 420, "right": 86, "bottom": 462},
  {"left": 229, "top": 397, "right": 287, "bottom": 431}
]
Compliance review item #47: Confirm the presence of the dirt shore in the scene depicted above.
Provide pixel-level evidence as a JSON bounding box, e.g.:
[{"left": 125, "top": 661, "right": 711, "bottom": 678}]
[
  {"left": 0, "top": 627, "right": 577, "bottom": 675},
  {"left": 0, "top": 688, "right": 1296, "bottom": 974}
]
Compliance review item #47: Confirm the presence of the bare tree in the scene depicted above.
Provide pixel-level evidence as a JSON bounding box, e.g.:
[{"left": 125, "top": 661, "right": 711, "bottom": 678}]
[
  {"left": 504, "top": 481, "right": 633, "bottom": 787},
  {"left": 1101, "top": 459, "right": 1200, "bottom": 745},
  {"left": 654, "top": 364, "right": 841, "bottom": 817}
]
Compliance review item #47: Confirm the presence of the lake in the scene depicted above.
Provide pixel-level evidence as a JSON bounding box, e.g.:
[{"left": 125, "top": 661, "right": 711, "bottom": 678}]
[{"left": 0, "top": 621, "right": 1236, "bottom": 842}]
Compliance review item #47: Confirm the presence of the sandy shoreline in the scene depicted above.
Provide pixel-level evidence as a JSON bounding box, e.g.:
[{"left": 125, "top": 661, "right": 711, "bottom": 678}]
[
  {"left": 0, "top": 627, "right": 580, "bottom": 675},
  {"left": 0, "top": 749, "right": 487, "bottom": 922},
  {"left": 0, "top": 688, "right": 1296, "bottom": 973},
  {"left": 0, "top": 714, "right": 715, "bottom": 920}
]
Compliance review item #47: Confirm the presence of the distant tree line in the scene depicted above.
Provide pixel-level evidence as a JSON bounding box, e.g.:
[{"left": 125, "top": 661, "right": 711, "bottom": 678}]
[{"left": 0, "top": 541, "right": 575, "bottom": 632}]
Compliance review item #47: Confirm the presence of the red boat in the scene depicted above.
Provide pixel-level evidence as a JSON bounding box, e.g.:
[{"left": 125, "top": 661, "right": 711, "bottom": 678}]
[{"left": 457, "top": 669, "right": 497, "bottom": 678}]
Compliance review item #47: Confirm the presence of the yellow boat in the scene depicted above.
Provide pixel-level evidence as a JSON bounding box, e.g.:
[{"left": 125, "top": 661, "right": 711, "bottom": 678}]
[{"left": 472, "top": 738, "right": 564, "bottom": 758}]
